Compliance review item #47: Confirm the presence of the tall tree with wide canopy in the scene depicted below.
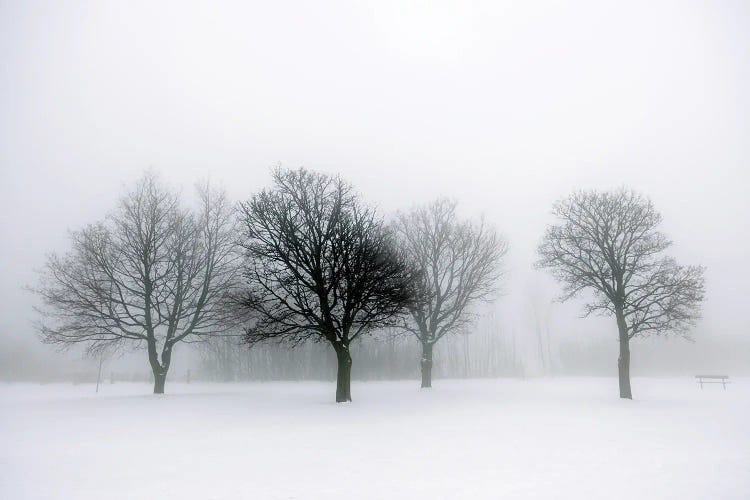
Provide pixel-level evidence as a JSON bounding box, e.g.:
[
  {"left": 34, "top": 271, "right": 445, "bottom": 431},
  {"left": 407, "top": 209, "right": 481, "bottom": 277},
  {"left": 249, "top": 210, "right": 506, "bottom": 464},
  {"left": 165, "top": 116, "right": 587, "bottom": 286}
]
[
  {"left": 537, "top": 188, "right": 705, "bottom": 398},
  {"left": 237, "top": 167, "right": 416, "bottom": 402},
  {"left": 34, "top": 172, "right": 240, "bottom": 393},
  {"left": 393, "top": 198, "right": 507, "bottom": 388}
]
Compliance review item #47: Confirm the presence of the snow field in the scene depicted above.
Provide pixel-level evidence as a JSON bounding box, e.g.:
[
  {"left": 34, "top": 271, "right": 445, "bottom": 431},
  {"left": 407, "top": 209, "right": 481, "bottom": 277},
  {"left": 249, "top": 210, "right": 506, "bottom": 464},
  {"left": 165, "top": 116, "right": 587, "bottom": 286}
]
[{"left": 1, "top": 377, "right": 748, "bottom": 499}]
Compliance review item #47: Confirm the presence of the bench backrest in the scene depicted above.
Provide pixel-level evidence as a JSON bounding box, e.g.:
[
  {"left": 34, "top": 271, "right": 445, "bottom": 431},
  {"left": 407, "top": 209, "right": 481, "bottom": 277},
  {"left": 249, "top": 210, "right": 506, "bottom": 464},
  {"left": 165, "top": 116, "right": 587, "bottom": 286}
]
[{"left": 695, "top": 375, "right": 729, "bottom": 379}]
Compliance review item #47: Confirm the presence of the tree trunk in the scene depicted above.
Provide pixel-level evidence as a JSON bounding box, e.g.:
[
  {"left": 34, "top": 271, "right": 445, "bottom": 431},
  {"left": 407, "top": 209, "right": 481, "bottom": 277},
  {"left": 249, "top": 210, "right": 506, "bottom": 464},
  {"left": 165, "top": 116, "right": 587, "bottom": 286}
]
[
  {"left": 147, "top": 337, "right": 168, "bottom": 394},
  {"left": 334, "top": 344, "right": 352, "bottom": 403},
  {"left": 95, "top": 354, "right": 104, "bottom": 394},
  {"left": 148, "top": 339, "right": 172, "bottom": 394},
  {"left": 616, "top": 311, "right": 632, "bottom": 399},
  {"left": 420, "top": 342, "right": 433, "bottom": 388},
  {"left": 618, "top": 336, "right": 632, "bottom": 399},
  {"left": 153, "top": 371, "right": 166, "bottom": 394}
]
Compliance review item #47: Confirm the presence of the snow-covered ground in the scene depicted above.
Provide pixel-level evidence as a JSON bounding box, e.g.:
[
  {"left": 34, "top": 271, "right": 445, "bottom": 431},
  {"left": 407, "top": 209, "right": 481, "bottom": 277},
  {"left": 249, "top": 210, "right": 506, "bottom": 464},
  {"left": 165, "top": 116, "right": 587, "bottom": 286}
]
[{"left": 1, "top": 377, "right": 748, "bottom": 499}]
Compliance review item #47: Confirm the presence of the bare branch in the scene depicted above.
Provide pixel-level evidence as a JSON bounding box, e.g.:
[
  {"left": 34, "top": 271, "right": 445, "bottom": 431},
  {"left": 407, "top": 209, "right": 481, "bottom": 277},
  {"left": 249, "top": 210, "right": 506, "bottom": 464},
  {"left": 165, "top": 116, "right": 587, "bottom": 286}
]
[
  {"left": 392, "top": 198, "right": 507, "bottom": 347},
  {"left": 536, "top": 188, "right": 705, "bottom": 340},
  {"left": 32, "top": 171, "right": 242, "bottom": 391},
  {"left": 236, "top": 167, "right": 416, "bottom": 350}
]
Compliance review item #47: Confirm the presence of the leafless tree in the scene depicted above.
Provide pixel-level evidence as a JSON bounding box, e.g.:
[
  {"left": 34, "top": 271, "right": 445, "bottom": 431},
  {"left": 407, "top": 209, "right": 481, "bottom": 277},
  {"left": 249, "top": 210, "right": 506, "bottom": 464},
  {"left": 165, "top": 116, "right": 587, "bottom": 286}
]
[
  {"left": 536, "top": 188, "right": 705, "bottom": 399},
  {"left": 524, "top": 282, "right": 556, "bottom": 374},
  {"left": 33, "top": 172, "right": 241, "bottom": 393},
  {"left": 236, "top": 167, "right": 416, "bottom": 402},
  {"left": 393, "top": 198, "right": 507, "bottom": 388}
]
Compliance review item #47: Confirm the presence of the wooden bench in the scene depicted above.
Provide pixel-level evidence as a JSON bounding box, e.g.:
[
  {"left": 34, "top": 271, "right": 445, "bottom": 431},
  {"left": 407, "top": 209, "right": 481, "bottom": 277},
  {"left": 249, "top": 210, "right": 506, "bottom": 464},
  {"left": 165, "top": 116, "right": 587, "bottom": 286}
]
[{"left": 695, "top": 375, "right": 730, "bottom": 389}]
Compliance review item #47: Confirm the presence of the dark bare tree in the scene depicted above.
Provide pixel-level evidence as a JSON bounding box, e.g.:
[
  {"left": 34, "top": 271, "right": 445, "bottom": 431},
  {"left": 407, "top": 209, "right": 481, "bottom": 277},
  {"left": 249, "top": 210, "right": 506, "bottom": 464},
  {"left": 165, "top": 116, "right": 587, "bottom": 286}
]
[
  {"left": 393, "top": 198, "right": 507, "bottom": 388},
  {"left": 236, "top": 167, "right": 416, "bottom": 402},
  {"left": 536, "top": 188, "right": 706, "bottom": 398},
  {"left": 33, "top": 172, "right": 240, "bottom": 393}
]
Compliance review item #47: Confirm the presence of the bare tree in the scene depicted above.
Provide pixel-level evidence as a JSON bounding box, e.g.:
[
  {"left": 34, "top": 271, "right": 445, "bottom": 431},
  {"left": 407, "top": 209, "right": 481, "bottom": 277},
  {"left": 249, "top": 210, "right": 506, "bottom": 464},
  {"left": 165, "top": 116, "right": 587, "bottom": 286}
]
[
  {"left": 536, "top": 188, "right": 705, "bottom": 398},
  {"left": 524, "top": 282, "right": 556, "bottom": 374},
  {"left": 33, "top": 172, "right": 240, "bottom": 393},
  {"left": 236, "top": 167, "right": 416, "bottom": 402},
  {"left": 393, "top": 198, "right": 507, "bottom": 388}
]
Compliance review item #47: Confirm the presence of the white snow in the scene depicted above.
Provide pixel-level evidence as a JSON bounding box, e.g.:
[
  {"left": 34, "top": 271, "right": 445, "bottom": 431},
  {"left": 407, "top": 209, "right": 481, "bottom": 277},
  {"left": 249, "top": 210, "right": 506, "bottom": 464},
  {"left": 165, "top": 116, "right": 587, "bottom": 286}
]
[{"left": 1, "top": 377, "right": 748, "bottom": 499}]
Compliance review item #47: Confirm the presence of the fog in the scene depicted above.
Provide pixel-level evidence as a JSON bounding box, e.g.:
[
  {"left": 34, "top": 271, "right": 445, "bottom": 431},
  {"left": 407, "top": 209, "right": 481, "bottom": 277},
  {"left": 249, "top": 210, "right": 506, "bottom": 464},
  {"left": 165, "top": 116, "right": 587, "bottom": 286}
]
[{"left": 1, "top": 0, "right": 749, "bottom": 382}]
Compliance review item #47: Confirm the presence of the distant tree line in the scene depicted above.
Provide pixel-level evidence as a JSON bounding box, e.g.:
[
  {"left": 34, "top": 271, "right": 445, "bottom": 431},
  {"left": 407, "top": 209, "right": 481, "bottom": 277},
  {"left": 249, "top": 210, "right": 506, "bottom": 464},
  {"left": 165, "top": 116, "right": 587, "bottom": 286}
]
[
  {"left": 196, "top": 322, "right": 525, "bottom": 382},
  {"left": 33, "top": 168, "right": 705, "bottom": 401}
]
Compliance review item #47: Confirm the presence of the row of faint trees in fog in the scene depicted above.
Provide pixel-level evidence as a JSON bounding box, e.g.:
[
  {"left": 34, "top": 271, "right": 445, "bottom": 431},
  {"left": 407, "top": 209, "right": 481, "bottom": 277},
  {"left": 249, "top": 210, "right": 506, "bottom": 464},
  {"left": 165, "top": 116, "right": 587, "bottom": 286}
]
[
  {"left": 197, "top": 328, "right": 526, "bottom": 383},
  {"left": 33, "top": 167, "right": 705, "bottom": 402}
]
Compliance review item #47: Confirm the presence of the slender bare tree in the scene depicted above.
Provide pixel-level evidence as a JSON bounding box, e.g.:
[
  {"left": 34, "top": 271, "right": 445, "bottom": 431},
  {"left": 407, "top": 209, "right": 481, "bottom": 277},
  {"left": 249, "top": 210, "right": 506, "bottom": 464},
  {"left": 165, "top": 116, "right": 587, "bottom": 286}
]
[
  {"left": 536, "top": 188, "right": 705, "bottom": 398},
  {"left": 196, "top": 333, "right": 245, "bottom": 382},
  {"left": 236, "top": 167, "right": 416, "bottom": 402},
  {"left": 33, "top": 172, "right": 240, "bottom": 393},
  {"left": 393, "top": 198, "right": 507, "bottom": 388}
]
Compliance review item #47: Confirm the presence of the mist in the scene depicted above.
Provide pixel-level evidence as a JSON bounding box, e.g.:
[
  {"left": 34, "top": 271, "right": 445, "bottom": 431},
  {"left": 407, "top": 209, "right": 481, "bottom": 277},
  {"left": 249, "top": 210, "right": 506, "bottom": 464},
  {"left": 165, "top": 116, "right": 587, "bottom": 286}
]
[
  {"left": 1, "top": 1, "right": 749, "bottom": 498},
  {"left": 2, "top": 0, "right": 748, "bottom": 380}
]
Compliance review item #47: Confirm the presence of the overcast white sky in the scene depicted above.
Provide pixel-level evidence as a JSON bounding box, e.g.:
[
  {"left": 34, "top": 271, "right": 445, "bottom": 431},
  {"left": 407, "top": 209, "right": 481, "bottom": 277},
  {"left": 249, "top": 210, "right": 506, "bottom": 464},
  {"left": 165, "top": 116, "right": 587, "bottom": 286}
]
[{"left": 1, "top": 0, "right": 748, "bottom": 357}]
